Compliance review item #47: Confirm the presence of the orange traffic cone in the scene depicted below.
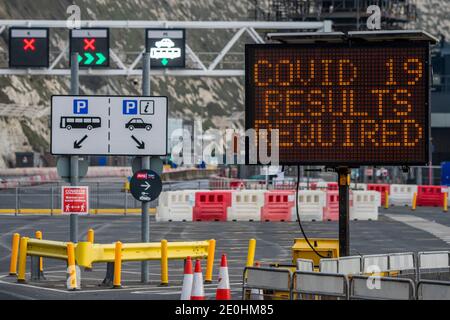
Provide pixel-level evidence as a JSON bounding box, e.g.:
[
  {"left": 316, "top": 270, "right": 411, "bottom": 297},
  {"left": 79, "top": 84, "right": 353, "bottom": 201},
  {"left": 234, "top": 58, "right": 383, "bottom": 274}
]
[
  {"left": 180, "top": 256, "right": 193, "bottom": 300},
  {"left": 191, "top": 259, "right": 205, "bottom": 300},
  {"left": 216, "top": 254, "right": 231, "bottom": 300}
]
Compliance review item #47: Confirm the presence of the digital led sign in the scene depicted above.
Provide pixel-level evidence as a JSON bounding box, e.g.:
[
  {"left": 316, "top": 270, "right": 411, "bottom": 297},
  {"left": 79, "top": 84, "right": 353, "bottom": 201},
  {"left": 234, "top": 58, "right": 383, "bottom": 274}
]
[
  {"left": 245, "top": 43, "right": 430, "bottom": 165},
  {"left": 9, "top": 28, "right": 49, "bottom": 68},
  {"left": 70, "top": 28, "right": 109, "bottom": 67},
  {"left": 146, "top": 29, "right": 185, "bottom": 68}
]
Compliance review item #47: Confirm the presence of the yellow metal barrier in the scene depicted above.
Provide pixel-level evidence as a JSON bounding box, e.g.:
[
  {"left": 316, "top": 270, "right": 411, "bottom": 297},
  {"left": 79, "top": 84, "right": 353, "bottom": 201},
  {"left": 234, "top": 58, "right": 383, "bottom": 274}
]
[
  {"left": 9, "top": 233, "right": 20, "bottom": 276},
  {"left": 85, "top": 229, "right": 95, "bottom": 271},
  {"left": 246, "top": 238, "right": 256, "bottom": 267},
  {"left": 384, "top": 191, "right": 389, "bottom": 209},
  {"left": 292, "top": 238, "right": 339, "bottom": 267},
  {"left": 113, "top": 241, "right": 122, "bottom": 289},
  {"left": 412, "top": 192, "right": 417, "bottom": 210},
  {"left": 444, "top": 192, "right": 448, "bottom": 213},
  {"left": 26, "top": 239, "right": 69, "bottom": 260},
  {"left": 14, "top": 236, "right": 214, "bottom": 287},
  {"left": 205, "top": 239, "right": 216, "bottom": 283},
  {"left": 67, "top": 242, "right": 78, "bottom": 290},
  {"left": 160, "top": 239, "right": 169, "bottom": 286},
  {"left": 17, "top": 237, "right": 28, "bottom": 283},
  {"left": 75, "top": 240, "right": 211, "bottom": 267},
  {"left": 35, "top": 231, "right": 43, "bottom": 273}
]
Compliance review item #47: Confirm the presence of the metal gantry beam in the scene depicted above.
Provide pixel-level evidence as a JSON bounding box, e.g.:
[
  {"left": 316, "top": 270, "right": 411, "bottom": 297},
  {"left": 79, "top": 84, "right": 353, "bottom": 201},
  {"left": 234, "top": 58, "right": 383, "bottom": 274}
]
[{"left": 0, "top": 20, "right": 332, "bottom": 77}]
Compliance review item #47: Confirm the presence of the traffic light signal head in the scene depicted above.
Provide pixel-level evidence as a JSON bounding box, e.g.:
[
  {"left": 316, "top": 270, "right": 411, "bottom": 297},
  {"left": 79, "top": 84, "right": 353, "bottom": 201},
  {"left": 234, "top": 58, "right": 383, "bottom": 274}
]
[
  {"left": 70, "top": 28, "right": 109, "bottom": 67},
  {"left": 9, "top": 28, "right": 49, "bottom": 68}
]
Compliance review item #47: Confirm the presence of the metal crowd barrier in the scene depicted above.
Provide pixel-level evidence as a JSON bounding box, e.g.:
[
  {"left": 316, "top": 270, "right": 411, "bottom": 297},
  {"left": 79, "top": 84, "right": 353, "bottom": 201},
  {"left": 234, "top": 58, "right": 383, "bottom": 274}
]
[
  {"left": 243, "top": 252, "right": 450, "bottom": 300},
  {"left": 417, "top": 280, "right": 450, "bottom": 300},
  {"left": 418, "top": 251, "right": 450, "bottom": 281},
  {"left": 292, "top": 271, "right": 349, "bottom": 300},
  {"left": 242, "top": 267, "right": 292, "bottom": 300},
  {"left": 349, "top": 276, "right": 416, "bottom": 300}
]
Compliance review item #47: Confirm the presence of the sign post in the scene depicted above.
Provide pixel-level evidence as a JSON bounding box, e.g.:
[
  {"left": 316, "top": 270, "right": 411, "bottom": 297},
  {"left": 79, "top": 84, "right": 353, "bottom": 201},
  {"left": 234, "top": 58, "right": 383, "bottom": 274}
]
[
  {"left": 337, "top": 167, "right": 350, "bottom": 256},
  {"left": 140, "top": 51, "right": 151, "bottom": 283},
  {"left": 70, "top": 52, "right": 79, "bottom": 243}
]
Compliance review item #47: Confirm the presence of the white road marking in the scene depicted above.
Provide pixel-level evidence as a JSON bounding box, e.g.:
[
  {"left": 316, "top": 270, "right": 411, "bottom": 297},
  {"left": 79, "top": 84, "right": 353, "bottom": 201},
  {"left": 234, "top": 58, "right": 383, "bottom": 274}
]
[{"left": 386, "top": 214, "right": 450, "bottom": 245}]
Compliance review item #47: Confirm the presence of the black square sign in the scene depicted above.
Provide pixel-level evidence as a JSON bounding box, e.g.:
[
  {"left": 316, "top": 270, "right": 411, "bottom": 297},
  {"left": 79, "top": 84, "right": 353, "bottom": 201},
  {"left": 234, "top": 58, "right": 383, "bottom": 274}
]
[
  {"left": 146, "top": 29, "right": 185, "bottom": 68},
  {"left": 9, "top": 28, "right": 49, "bottom": 68},
  {"left": 70, "top": 28, "right": 109, "bottom": 68}
]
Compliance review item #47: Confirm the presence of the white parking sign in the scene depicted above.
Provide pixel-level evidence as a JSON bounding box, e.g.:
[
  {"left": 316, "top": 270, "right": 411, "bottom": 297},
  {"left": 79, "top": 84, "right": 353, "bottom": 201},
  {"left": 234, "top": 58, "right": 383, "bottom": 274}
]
[{"left": 51, "top": 95, "right": 168, "bottom": 156}]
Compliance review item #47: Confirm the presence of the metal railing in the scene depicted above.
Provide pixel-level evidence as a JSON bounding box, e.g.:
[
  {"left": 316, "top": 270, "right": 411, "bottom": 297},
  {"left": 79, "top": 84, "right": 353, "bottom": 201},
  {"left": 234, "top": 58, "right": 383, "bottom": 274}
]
[{"left": 0, "top": 180, "right": 210, "bottom": 214}]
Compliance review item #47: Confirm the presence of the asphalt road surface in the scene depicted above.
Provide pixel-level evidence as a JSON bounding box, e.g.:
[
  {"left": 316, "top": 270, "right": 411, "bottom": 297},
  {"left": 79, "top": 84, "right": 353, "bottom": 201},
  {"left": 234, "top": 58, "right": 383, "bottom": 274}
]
[{"left": 0, "top": 206, "right": 449, "bottom": 300}]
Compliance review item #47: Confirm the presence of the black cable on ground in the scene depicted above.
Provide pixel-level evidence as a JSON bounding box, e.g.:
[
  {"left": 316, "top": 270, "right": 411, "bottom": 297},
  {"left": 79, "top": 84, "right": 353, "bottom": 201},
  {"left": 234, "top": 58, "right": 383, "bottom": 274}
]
[{"left": 295, "top": 165, "right": 327, "bottom": 259}]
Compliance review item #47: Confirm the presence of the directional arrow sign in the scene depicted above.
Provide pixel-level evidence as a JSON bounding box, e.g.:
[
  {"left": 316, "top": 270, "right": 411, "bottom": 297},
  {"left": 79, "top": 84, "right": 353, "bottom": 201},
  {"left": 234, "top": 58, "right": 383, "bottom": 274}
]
[
  {"left": 131, "top": 135, "right": 145, "bottom": 149},
  {"left": 96, "top": 53, "right": 106, "bottom": 65},
  {"left": 84, "top": 52, "right": 94, "bottom": 65},
  {"left": 130, "top": 169, "right": 162, "bottom": 202},
  {"left": 70, "top": 28, "right": 109, "bottom": 68},
  {"left": 74, "top": 135, "right": 88, "bottom": 149},
  {"left": 140, "top": 181, "right": 151, "bottom": 191},
  {"left": 51, "top": 96, "right": 168, "bottom": 156}
]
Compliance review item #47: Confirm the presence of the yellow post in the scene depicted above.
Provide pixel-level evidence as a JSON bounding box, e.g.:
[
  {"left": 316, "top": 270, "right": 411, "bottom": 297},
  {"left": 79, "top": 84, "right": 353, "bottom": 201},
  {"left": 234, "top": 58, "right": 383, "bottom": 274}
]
[
  {"left": 412, "top": 192, "right": 417, "bottom": 211},
  {"left": 204, "top": 239, "right": 216, "bottom": 283},
  {"left": 87, "top": 229, "right": 94, "bottom": 243},
  {"left": 384, "top": 191, "right": 389, "bottom": 209},
  {"left": 444, "top": 192, "right": 448, "bottom": 213},
  {"left": 17, "top": 237, "right": 29, "bottom": 283},
  {"left": 35, "top": 231, "right": 43, "bottom": 273},
  {"left": 246, "top": 238, "right": 256, "bottom": 267},
  {"left": 160, "top": 239, "right": 169, "bottom": 286},
  {"left": 85, "top": 229, "right": 94, "bottom": 271},
  {"left": 113, "top": 241, "right": 122, "bottom": 288},
  {"left": 67, "top": 242, "right": 78, "bottom": 290},
  {"left": 9, "top": 233, "right": 20, "bottom": 276}
]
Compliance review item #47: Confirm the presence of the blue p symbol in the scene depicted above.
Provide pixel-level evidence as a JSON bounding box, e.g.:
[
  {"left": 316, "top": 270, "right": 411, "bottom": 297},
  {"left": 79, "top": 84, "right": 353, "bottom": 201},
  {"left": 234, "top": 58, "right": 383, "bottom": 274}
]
[
  {"left": 123, "top": 100, "right": 138, "bottom": 115},
  {"left": 73, "top": 99, "right": 88, "bottom": 114}
]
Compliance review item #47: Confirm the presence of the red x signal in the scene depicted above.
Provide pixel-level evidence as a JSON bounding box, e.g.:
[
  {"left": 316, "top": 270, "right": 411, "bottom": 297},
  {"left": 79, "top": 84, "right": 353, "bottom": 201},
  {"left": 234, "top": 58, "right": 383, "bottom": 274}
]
[
  {"left": 23, "top": 38, "right": 36, "bottom": 51},
  {"left": 83, "top": 38, "right": 96, "bottom": 51}
]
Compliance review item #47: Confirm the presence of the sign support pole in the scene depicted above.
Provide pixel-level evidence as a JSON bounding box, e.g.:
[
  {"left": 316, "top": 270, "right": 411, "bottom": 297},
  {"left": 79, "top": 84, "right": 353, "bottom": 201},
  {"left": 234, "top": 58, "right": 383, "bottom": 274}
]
[
  {"left": 69, "top": 52, "right": 79, "bottom": 243},
  {"left": 337, "top": 166, "right": 350, "bottom": 257},
  {"left": 140, "top": 51, "right": 151, "bottom": 283}
]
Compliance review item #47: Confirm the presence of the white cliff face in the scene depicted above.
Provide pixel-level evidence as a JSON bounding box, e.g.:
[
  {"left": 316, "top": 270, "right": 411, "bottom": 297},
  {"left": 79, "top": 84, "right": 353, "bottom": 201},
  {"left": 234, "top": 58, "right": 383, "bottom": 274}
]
[{"left": 0, "top": 0, "right": 447, "bottom": 168}]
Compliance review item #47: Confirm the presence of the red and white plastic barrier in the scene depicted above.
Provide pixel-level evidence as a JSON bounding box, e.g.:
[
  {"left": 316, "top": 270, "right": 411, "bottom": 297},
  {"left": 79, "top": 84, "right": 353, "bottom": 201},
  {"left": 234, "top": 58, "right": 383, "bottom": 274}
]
[
  {"left": 350, "top": 190, "right": 380, "bottom": 221},
  {"left": 294, "top": 190, "right": 326, "bottom": 222},
  {"left": 156, "top": 190, "right": 196, "bottom": 222},
  {"left": 390, "top": 184, "right": 418, "bottom": 207},
  {"left": 227, "top": 190, "right": 265, "bottom": 221}
]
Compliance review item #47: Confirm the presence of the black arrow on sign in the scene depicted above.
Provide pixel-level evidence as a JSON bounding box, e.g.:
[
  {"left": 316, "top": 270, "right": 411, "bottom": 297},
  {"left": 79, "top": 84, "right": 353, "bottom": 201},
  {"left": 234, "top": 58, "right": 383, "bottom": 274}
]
[
  {"left": 131, "top": 135, "right": 145, "bottom": 149},
  {"left": 74, "top": 135, "right": 88, "bottom": 149}
]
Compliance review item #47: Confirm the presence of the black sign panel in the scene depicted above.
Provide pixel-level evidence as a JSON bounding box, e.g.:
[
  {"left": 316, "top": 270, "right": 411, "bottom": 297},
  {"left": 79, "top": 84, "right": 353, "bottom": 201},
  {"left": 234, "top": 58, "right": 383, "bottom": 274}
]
[
  {"left": 130, "top": 169, "right": 163, "bottom": 202},
  {"left": 70, "top": 28, "right": 109, "bottom": 67},
  {"left": 245, "top": 43, "right": 430, "bottom": 166},
  {"left": 146, "top": 29, "right": 185, "bottom": 68},
  {"left": 9, "top": 28, "right": 49, "bottom": 68}
]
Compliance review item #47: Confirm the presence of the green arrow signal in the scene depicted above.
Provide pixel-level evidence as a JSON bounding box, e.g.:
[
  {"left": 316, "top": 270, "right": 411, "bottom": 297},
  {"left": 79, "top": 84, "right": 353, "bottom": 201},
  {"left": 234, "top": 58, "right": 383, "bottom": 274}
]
[
  {"left": 84, "top": 53, "right": 94, "bottom": 65},
  {"left": 77, "top": 55, "right": 83, "bottom": 63},
  {"left": 96, "top": 53, "right": 106, "bottom": 65},
  {"left": 161, "top": 58, "right": 169, "bottom": 66}
]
